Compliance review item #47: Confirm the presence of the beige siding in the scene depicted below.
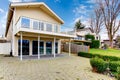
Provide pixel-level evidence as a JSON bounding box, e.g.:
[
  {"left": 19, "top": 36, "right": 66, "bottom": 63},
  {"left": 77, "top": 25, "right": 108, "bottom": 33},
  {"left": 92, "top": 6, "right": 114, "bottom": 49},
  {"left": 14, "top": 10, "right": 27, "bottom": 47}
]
[
  {"left": 6, "top": 19, "right": 13, "bottom": 41},
  {"left": 15, "top": 7, "right": 61, "bottom": 25}
]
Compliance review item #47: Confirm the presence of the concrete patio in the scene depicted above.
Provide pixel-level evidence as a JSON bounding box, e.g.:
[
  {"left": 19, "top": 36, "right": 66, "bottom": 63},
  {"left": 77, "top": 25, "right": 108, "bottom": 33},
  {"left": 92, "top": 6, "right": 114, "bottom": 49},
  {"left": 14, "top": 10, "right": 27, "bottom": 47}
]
[{"left": 0, "top": 54, "right": 115, "bottom": 80}]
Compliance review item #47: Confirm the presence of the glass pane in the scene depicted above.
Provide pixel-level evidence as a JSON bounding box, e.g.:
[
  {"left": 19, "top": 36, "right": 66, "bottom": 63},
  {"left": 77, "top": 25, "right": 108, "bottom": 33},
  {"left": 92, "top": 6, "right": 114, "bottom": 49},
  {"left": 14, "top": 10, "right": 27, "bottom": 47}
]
[
  {"left": 46, "top": 41, "right": 52, "bottom": 54},
  {"left": 33, "top": 21, "right": 39, "bottom": 30},
  {"left": 54, "top": 25, "right": 58, "bottom": 33},
  {"left": 39, "top": 22, "right": 44, "bottom": 31},
  {"left": 46, "top": 24, "right": 52, "bottom": 32},
  {"left": 18, "top": 40, "right": 29, "bottom": 55},
  {"left": 55, "top": 42, "right": 58, "bottom": 54},
  {"left": 40, "top": 41, "right": 44, "bottom": 54},
  {"left": 21, "top": 18, "right": 30, "bottom": 28}
]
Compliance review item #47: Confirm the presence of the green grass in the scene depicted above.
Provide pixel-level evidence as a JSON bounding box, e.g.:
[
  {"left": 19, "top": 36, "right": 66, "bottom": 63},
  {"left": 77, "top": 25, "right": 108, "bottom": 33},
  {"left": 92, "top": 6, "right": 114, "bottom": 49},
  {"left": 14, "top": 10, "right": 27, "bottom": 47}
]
[{"left": 90, "top": 48, "right": 120, "bottom": 57}]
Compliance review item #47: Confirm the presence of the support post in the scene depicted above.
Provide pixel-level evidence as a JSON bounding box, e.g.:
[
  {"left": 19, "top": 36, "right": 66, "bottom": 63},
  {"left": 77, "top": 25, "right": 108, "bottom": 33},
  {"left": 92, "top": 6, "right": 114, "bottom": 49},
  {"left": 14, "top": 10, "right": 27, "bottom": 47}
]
[
  {"left": 69, "top": 39, "right": 71, "bottom": 56},
  {"left": 54, "top": 37, "right": 56, "bottom": 58},
  {"left": 20, "top": 32, "right": 22, "bottom": 60},
  {"left": 38, "top": 36, "right": 40, "bottom": 59}
]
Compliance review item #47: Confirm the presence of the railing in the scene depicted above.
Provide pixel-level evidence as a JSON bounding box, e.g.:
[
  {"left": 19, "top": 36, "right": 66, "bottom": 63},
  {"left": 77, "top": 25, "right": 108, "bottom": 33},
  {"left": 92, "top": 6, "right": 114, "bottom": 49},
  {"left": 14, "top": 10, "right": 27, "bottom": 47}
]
[
  {"left": 15, "top": 17, "right": 75, "bottom": 35},
  {"left": 73, "top": 37, "right": 85, "bottom": 40}
]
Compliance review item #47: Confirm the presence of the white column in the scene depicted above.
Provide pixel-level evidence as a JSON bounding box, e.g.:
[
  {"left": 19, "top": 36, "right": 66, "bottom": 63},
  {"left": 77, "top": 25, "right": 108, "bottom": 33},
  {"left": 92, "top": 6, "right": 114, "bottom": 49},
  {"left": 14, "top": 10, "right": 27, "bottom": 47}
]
[
  {"left": 29, "top": 40, "right": 32, "bottom": 56},
  {"left": 38, "top": 36, "right": 40, "bottom": 59},
  {"left": 54, "top": 37, "right": 56, "bottom": 58},
  {"left": 44, "top": 41, "right": 46, "bottom": 55},
  {"left": 69, "top": 39, "right": 71, "bottom": 56},
  {"left": 20, "top": 32, "right": 23, "bottom": 60}
]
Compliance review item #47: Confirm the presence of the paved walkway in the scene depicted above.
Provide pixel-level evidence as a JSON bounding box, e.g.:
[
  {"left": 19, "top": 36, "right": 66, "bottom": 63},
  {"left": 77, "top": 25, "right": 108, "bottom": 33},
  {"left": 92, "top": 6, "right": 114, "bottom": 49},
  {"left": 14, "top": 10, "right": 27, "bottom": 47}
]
[{"left": 0, "top": 54, "right": 115, "bottom": 80}]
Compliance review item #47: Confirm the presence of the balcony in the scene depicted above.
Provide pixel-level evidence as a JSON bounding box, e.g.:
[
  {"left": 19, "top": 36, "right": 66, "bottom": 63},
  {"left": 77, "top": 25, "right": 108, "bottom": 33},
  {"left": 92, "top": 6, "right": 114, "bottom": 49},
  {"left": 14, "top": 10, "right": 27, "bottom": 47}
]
[{"left": 15, "top": 17, "right": 76, "bottom": 38}]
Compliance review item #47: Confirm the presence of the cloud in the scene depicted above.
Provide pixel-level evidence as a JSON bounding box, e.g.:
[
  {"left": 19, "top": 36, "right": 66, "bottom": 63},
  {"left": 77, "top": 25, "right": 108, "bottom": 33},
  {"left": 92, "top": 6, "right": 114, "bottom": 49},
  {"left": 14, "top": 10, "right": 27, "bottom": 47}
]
[
  {"left": 86, "top": 0, "right": 96, "bottom": 4},
  {"left": 23, "top": 0, "right": 36, "bottom": 2},
  {"left": 73, "top": 4, "right": 87, "bottom": 17},
  {"left": 9, "top": 0, "right": 22, "bottom": 2},
  {"left": 54, "top": 0, "right": 61, "bottom": 3},
  {"left": 9, "top": 0, "right": 36, "bottom": 2},
  {"left": 0, "top": 11, "right": 8, "bottom": 36},
  {"left": 0, "top": 8, "right": 4, "bottom": 13}
]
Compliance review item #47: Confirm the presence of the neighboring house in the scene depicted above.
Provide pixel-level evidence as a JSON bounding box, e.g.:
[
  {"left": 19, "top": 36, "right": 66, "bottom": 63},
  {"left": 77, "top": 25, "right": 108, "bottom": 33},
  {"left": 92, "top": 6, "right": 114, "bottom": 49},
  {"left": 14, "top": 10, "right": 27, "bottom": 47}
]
[
  {"left": 73, "top": 28, "right": 100, "bottom": 44},
  {"left": 101, "top": 39, "right": 116, "bottom": 47},
  {"left": 5, "top": 2, "right": 75, "bottom": 60},
  {"left": 0, "top": 37, "right": 7, "bottom": 43}
]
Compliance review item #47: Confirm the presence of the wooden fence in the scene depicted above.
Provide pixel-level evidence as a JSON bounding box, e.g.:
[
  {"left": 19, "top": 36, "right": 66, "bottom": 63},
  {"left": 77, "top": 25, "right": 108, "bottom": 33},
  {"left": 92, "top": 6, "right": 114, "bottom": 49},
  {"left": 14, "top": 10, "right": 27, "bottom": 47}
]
[{"left": 62, "top": 43, "right": 89, "bottom": 53}]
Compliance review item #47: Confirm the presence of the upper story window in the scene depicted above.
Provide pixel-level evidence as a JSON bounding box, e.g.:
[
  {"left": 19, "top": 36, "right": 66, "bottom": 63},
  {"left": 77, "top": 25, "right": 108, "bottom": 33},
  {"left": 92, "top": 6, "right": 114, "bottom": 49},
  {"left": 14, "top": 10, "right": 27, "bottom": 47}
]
[
  {"left": 33, "top": 20, "right": 39, "bottom": 30},
  {"left": 54, "top": 25, "right": 58, "bottom": 33},
  {"left": 21, "top": 17, "right": 30, "bottom": 28},
  {"left": 46, "top": 23, "right": 52, "bottom": 32},
  {"left": 39, "top": 22, "right": 44, "bottom": 31}
]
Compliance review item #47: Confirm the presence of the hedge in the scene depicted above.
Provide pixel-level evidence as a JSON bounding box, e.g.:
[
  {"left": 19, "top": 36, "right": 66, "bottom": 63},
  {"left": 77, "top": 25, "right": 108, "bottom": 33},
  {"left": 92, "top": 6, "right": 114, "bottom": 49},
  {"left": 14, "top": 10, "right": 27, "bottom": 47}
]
[
  {"left": 90, "top": 57, "right": 108, "bottom": 73},
  {"left": 78, "top": 52, "right": 120, "bottom": 61},
  {"left": 91, "top": 40, "right": 100, "bottom": 48},
  {"left": 109, "top": 61, "right": 120, "bottom": 72},
  {"left": 117, "top": 67, "right": 120, "bottom": 80},
  {"left": 90, "top": 57, "right": 120, "bottom": 74}
]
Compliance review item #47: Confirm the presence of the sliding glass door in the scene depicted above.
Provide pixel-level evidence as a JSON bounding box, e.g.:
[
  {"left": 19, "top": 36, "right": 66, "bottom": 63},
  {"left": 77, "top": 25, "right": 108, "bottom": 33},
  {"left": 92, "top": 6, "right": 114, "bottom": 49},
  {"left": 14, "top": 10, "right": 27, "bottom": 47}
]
[
  {"left": 46, "top": 41, "right": 52, "bottom": 54},
  {"left": 18, "top": 40, "right": 29, "bottom": 55},
  {"left": 32, "top": 41, "right": 44, "bottom": 55}
]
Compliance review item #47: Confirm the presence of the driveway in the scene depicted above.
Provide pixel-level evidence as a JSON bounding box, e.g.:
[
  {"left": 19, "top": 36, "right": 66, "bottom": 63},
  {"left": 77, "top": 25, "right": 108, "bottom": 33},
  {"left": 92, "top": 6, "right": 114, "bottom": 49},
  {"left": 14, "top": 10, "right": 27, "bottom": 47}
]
[{"left": 0, "top": 54, "right": 115, "bottom": 80}]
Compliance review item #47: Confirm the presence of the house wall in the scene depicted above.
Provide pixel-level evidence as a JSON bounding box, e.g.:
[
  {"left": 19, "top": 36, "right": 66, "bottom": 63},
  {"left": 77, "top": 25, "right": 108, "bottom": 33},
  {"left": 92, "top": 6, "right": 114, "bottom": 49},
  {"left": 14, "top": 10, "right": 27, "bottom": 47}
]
[
  {"left": 15, "top": 7, "right": 61, "bottom": 25},
  {"left": 6, "top": 18, "right": 13, "bottom": 41}
]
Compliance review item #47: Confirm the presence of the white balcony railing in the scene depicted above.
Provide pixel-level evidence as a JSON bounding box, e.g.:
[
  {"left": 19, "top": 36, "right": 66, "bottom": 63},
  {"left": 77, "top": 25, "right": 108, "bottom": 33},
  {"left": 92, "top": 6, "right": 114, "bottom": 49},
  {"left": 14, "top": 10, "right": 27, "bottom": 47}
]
[{"left": 15, "top": 17, "right": 75, "bottom": 36}]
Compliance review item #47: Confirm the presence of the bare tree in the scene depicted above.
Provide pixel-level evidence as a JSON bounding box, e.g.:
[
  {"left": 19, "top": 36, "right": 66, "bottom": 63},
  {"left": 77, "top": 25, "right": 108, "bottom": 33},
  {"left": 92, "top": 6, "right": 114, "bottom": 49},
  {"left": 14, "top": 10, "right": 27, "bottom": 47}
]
[
  {"left": 98, "top": 0, "right": 120, "bottom": 48},
  {"left": 89, "top": 7, "right": 103, "bottom": 36}
]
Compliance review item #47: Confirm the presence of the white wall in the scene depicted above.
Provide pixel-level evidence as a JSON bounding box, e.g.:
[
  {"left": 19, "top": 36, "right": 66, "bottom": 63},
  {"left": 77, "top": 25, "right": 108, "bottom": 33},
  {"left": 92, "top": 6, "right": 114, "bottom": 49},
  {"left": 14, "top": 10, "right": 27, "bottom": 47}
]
[{"left": 0, "top": 43, "right": 11, "bottom": 54}]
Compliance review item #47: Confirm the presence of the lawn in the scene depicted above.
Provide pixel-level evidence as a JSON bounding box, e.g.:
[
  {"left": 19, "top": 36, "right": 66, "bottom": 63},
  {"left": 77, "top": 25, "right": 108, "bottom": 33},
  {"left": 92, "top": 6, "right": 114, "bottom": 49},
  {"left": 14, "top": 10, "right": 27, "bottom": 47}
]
[{"left": 90, "top": 48, "right": 120, "bottom": 57}]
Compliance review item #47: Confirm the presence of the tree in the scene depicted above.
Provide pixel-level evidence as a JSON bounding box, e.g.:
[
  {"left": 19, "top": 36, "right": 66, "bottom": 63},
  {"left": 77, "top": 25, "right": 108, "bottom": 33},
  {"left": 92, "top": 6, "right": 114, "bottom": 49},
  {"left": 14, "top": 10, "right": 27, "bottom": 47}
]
[
  {"left": 75, "top": 19, "right": 85, "bottom": 30},
  {"left": 98, "top": 0, "right": 120, "bottom": 48},
  {"left": 89, "top": 7, "right": 103, "bottom": 35},
  {"left": 116, "top": 35, "right": 120, "bottom": 48}
]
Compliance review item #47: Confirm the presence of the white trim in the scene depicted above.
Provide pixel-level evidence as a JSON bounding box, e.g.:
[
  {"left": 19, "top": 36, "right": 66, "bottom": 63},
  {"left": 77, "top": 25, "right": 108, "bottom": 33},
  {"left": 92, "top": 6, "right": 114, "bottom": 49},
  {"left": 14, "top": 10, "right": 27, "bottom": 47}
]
[
  {"left": 38, "top": 36, "right": 40, "bottom": 59},
  {"left": 20, "top": 32, "right": 23, "bottom": 60},
  {"left": 54, "top": 37, "right": 56, "bottom": 58},
  {"left": 69, "top": 40, "right": 71, "bottom": 56}
]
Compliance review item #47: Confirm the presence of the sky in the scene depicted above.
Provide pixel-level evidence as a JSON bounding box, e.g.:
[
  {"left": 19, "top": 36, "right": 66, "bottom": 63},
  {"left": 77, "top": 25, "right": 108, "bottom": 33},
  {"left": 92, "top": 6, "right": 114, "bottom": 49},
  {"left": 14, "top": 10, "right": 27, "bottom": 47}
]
[{"left": 0, "top": 0, "right": 109, "bottom": 40}]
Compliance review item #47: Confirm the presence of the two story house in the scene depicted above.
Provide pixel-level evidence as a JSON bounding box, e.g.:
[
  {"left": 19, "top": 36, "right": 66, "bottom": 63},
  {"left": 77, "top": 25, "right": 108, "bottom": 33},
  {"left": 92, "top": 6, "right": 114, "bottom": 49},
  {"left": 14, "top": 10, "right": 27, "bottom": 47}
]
[
  {"left": 5, "top": 2, "right": 75, "bottom": 60},
  {"left": 73, "top": 28, "right": 100, "bottom": 44}
]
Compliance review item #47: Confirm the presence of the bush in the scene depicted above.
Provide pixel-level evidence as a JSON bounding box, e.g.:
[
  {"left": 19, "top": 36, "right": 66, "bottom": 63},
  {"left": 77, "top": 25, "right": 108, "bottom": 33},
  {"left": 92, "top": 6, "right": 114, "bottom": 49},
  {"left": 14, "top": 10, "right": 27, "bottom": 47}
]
[
  {"left": 109, "top": 61, "right": 120, "bottom": 72},
  {"left": 117, "top": 67, "right": 120, "bottom": 80},
  {"left": 85, "top": 34, "right": 95, "bottom": 41},
  {"left": 90, "top": 57, "right": 108, "bottom": 73},
  {"left": 91, "top": 40, "right": 100, "bottom": 48},
  {"left": 78, "top": 52, "right": 120, "bottom": 61}
]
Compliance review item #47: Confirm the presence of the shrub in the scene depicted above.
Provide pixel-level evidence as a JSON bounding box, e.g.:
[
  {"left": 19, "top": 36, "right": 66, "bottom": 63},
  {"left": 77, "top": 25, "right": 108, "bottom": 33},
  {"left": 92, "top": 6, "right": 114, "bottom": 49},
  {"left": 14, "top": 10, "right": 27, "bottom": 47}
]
[
  {"left": 78, "top": 52, "right": 120, "bottom": 61},
  {"left": 109, "top": 61, "right": 120, "bottom": 72},
  {"left": 90, "top": 57, "right": 107, "bottom": 73},
  {"left": 91, "top": 40, "right": 100, "bottom": 48},
  {"left": 85, "top": 34, "right": 95, "bottom": 41},
  {"left": 117, "top": 67, "right": 120, "bottom": 80}
]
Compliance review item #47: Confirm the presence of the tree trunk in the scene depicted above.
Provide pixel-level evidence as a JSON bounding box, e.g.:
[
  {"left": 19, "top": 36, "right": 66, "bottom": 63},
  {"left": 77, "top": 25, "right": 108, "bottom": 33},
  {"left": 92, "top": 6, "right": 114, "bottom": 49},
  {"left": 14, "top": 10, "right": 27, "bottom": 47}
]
[{"left": 109, "top": 38, "right": 113, "bottom": 48}]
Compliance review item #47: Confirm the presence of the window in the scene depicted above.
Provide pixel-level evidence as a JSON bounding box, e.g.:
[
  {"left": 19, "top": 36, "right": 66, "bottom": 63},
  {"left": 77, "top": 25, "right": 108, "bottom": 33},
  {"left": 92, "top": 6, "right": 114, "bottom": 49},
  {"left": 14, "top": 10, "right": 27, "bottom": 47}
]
[
  {"left": 46, "top": 23, "right": 52, "bottom": 32},
  {"left": 39, "top": 22, "right": 44, "bottom": 31},
  {"left": 21, "top": 18, "right": 30, "bottom": 28},
  {"left": 54, "top": 25, "right": 58, "bottom": 33},
  {"left": 33, "top": 21, "right": 39, "bottom": 30}
]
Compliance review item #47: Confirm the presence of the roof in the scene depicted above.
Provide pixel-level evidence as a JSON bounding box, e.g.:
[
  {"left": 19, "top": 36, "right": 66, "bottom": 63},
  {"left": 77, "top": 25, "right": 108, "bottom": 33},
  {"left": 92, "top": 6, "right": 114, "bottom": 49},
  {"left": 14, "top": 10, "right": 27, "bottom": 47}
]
[
  {"left": 76, "top": 28, "right": 93, "bottom": 32},
  {"left": 5, "top": 2, "right": 64, "bottom": 37}
]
